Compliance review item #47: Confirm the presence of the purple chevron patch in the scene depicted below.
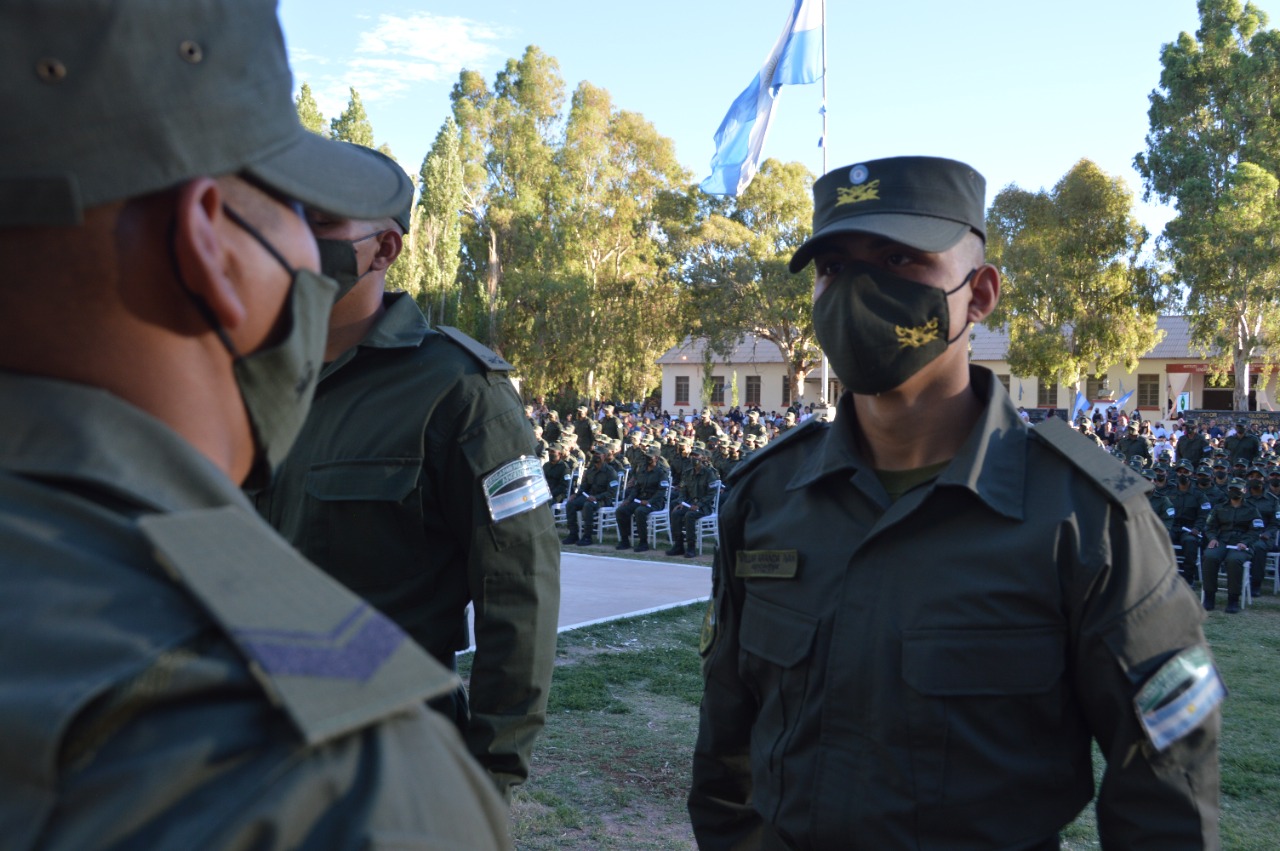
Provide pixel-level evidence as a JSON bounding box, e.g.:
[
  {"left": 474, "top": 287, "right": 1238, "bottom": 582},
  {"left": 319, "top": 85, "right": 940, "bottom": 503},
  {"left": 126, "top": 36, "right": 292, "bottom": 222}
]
[{"left": 233, "top": 604, "right": 406, "bottom": 681}]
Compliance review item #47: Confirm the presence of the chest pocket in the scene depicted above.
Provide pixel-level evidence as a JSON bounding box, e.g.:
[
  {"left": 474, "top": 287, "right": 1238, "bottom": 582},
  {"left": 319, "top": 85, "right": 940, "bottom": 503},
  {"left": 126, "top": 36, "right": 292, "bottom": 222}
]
[
  {"left": 901, "top": 626, "right": 1068, "bottom": 819},
  {"left": 303, "top": 459, "right": 425, "bottom": 591}
]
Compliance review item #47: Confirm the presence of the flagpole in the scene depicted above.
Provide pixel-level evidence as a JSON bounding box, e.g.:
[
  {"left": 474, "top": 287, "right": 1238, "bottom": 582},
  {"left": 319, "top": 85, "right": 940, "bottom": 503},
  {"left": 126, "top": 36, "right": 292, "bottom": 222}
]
[{"left": 819, "top": 0, "right": 830, "bottom": 408}]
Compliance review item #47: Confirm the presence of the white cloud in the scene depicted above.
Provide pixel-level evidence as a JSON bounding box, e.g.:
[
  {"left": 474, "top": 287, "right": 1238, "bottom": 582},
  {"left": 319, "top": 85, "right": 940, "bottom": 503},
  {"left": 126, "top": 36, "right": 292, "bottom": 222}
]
[{"left": 347, "top": 13, "right": 505, "bottom": 101}]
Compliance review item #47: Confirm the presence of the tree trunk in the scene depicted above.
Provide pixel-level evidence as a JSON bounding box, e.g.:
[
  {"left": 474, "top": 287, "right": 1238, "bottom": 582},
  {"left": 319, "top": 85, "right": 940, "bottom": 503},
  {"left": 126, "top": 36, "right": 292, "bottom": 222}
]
[{"left": 486, "top": 226, "right": 501, "bottom": 354}]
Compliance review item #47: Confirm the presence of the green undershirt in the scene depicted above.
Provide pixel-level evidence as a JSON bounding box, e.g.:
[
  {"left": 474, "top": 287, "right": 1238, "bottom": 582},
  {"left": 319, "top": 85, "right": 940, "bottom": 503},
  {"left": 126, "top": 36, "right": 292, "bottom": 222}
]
[{"left": 875, "top": 459, "right": 951, "bottom": 503}]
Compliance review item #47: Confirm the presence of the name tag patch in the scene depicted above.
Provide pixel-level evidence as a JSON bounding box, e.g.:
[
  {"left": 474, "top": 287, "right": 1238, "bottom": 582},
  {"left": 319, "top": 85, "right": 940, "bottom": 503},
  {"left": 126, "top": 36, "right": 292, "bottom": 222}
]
[
  {"left": 736, "top": 549, "right": 799, "bottom": 579},
  {"left": 483, "top": 456, "right": 552, "bottom": 522},
  {"left": 1134, "top": 645, "right": 1225, "bottom": 752}
]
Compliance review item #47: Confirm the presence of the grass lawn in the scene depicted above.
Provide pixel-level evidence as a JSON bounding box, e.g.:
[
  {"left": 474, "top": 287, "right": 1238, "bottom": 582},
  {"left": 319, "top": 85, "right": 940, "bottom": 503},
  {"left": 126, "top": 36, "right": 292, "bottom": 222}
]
[{"left": 465, "top": 576, "right": 1280, "bottom": 849}]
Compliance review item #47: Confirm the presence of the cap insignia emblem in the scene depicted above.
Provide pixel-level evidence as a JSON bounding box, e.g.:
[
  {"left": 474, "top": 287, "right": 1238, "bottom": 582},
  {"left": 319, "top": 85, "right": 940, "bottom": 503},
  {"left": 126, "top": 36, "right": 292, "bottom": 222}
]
[
  {"left": 895, "top": 318, "right": 940, "bottom": 348},
  {"left": 836, "top": 180, "right": 880, "bottom": 206}
]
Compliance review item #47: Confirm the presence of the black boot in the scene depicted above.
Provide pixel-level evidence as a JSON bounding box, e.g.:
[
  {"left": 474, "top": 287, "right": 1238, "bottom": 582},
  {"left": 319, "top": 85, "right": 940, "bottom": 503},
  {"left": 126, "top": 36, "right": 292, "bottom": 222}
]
[
  {"left": 1226, "top": 598, "right": 1241, "bottom": 614},
  {"left": 615, "top": 538, "right": 631, "bottom": 550},
  {"left": 666, "top": 544, "right": 685, "bottom": 556}
]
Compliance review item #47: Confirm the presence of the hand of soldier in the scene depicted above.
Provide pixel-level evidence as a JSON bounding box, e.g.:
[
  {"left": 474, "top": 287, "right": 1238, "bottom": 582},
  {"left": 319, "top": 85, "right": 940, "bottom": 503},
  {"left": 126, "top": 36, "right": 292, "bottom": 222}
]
[{"left": 1208, "top": 540, "right": 1219, "bottom": 549}]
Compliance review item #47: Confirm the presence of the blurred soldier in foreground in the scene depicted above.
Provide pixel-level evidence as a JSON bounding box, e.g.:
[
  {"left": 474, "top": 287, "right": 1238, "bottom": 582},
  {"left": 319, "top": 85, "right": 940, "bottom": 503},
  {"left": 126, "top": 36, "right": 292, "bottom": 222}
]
[{"left": 0, "top": 1, "right": 510, "bottom": 847}]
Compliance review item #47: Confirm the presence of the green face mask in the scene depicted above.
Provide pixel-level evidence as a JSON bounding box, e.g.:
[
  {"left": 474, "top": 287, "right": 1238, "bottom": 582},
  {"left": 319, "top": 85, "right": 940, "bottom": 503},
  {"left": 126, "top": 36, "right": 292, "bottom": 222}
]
[
  {"left": 812, "top": 262, "right": 973, "bottom": 395},
  {"left": 315, "top": 229, "right": 383, "bottom": 301},
  {"left": 209, "top": 206, "right": 338, "bottom": 486}
]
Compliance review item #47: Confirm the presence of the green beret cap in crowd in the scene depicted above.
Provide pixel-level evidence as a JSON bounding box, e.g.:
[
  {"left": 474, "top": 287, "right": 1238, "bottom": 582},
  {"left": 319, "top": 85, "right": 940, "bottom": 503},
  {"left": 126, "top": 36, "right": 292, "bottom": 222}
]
[
  {"left": 1, "top": 0, "right": 411, "bottom": 228},
  {"left": 790, "top": 156, "right": 986, "bottom": 273}
]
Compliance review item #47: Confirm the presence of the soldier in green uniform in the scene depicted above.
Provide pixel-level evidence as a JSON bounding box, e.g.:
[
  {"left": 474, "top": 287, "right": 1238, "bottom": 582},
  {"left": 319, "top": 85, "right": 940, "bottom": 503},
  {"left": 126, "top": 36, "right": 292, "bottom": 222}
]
[
  {"left": 1225, "top": 420, "right": 1261, "bottom": 465},
  {"left": 690, "top": 156, "right": 1220, "bottom": 849},
  {"left": 744, "top": 409, "right": 768, "bottom": 441},
  {"left": 544, "top": 444, "right": 573, "bottom": 503},
  {"left": 1117, "top": 422, "right": 1152, "bottom": 465},
  {"left": 600, "top": 404, "right": 624, "bottom": 441},
  {"left": 695, "top": 409, "right": 723, "bottom": 445},
  {"left": 572, "top": 405, "right": 597, "bottom": 453},
  {"left": 1244, "top": 468, "right": 1279, "bottom": 596},
  {"left": 252, "top": 173, "right": 560, "bottom": 799},
  {"left": 1177, "top": 420, "right": 1210, "bottom": 468},
  {"left": 543, "top": 409, "right": 564, "bottom": 445},
  {"left": 0, "top": 2, "right": 512, "bottom": 847},
  {"left": 563, "top": 446, "right": 618, "bottom": 546},
  {"left": 1143, "top": 470, "right": 1177, "bottom": 533},
  {"left": 666, "top": 447, "right": 720, "bottom": 558},
  {"left": 615, "top": 444, "right": 671, "bottom": 553},
  {"left": 1168, "top": 461, "right": 1211, "bottom": 585},
  {"left": 1202, "top": 478, "right": 1264, "bottom": 612}
]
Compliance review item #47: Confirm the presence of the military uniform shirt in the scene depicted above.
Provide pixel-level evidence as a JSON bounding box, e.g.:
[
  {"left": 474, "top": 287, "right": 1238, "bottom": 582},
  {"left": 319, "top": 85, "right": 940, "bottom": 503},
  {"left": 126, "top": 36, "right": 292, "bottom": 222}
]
[
  {"left": 0, "top": 372, "right": 511, "bottom": 850},
  {"left": 690, "top": 367, "right": 1219, "bottom": 851},
  {"left": 252, "top": 293, "right": 560, "bottom": 798}
]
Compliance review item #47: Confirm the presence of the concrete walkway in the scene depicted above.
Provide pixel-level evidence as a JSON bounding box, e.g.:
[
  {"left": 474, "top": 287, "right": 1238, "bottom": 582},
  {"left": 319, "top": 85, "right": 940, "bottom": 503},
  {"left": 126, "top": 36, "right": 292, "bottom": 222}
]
[
  {"left": 464, "top": 551, "right": 713, "bottom": 651},
  {"left": 557, "top": 552, "right": 712, "bottom": 631}
]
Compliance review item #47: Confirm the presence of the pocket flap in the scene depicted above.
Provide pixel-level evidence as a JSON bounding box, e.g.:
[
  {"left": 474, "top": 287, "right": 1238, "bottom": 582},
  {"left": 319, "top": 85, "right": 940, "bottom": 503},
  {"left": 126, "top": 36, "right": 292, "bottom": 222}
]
[
  {"left": 740, "top": 594, "right": 818, "bottom": 668},
  {"left": 902, "top": 626, "right": 1064, "bottom": 696},
  {"left": 305, "top": 459, "right": 419, "bottom": 502}
]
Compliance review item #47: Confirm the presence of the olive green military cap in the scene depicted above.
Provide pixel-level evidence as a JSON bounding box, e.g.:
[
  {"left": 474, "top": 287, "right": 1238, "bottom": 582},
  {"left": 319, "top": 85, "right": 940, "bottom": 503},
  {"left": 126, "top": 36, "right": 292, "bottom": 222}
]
[
  {"left": 790, "top": 156, "right": 987, "bottom": 272},
  {"left": 644, "top": 444, "right": 662, "bottom": 458},
  {"left": 1, "top": 0, "right": 411, "bottom": 228}
]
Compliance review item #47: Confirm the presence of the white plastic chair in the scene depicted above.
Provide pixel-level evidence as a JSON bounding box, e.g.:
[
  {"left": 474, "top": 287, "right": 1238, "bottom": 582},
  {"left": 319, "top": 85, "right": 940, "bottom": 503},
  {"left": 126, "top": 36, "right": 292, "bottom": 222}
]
[
  {"left": 646, "top": 479, "right": 675, "bottom": 549},
  {"left": 594, "top": 468, "right": 629, "bottom": 541},
  {"left": 552, "top": 463, "right": 582, "bottom": 527},
  {"left": 695, "top": 481, "right": 725, "bottom": 555}
]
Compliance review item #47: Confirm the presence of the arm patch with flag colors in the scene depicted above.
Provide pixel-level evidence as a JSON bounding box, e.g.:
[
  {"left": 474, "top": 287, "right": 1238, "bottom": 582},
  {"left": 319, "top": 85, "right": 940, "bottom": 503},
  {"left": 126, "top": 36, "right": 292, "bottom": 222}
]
[{"left": 1133, "top": 645, "right": 1225, "bottom": 752}]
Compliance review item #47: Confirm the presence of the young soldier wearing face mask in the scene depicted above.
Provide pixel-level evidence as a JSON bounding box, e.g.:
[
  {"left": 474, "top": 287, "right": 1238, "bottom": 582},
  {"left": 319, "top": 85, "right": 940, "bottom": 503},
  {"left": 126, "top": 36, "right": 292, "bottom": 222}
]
[{"left": 690, "top": 156, "right": 1221, "bottom": 850}]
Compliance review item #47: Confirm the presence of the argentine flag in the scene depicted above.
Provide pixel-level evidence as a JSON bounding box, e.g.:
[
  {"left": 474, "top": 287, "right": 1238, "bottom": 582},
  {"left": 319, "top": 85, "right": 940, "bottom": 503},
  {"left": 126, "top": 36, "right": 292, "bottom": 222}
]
[
  {"left": 1072, "top": 390, "right": 1090, "bottom": 421},
  {"left": 701, "top": 0, "right": 823, "bottom": 196}
]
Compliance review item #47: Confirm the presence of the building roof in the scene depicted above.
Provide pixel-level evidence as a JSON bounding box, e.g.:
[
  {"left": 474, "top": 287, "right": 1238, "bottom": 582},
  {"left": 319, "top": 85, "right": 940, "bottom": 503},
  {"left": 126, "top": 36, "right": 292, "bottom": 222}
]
[
  {"left": 971, "top": 315, "right": 1198, "bottom": 362},
  {"left": 657, "top": 334, "right": 787, "bottom": 365}
]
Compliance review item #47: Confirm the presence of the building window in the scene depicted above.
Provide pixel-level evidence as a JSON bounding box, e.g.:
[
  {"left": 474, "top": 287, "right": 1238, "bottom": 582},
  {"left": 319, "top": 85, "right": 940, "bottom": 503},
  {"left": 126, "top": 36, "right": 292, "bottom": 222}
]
[
  {"left": 1138, "top": 373, "right": 1160, "bottom": 408},
  {"left": 1037, "top": 379, "right": 1056, "bottom": 408},
  {"left": 1085, "top": 376, "right": 1107, "bottom": 400},
  {"left": 745, "top": 375, "right": 761, "bottom": 407},
  {"left": 675, "top": 376, "right": 689, "bottom": 407},
  {"left": 710, "top": 376, "right": 726, "bottom": 406},
  {"left": 997, "top": 374, "right": 1010, "bottom": 394},
  {"left": 827, "top": 378, "right": 841, "bottom": 403},
  {"left": 782, "top": 374, "right": 791, "bottom": 406}
]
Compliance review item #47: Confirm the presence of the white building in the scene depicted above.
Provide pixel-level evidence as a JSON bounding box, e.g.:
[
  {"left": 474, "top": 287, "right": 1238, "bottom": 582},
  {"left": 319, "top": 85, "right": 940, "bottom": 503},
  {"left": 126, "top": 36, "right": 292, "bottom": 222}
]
[{"left": 656, "top": 318, "right": 1278, "bottom": 419}]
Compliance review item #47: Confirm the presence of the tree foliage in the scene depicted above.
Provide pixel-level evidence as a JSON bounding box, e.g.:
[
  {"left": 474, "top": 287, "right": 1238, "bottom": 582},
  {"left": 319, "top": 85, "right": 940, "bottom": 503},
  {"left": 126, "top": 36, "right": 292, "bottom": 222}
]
[
  {"left": 677, "top": 159, "right": 820, "bottom": 403},
  {"left": 447, "top": 47, "right": 689, "bottom": 401},
  {"left": 414, "top": 117, "right": 466, "bottom": 325},
  {"left": 330, "top": 87, "right": 376, "bottom": 148},
  {"left": 295, "top": 82, "right": 326, "bottom": 135},
  {"left": 1136, "top": 0, "right": 1280, "bottom": 408},
  {"left": 985, "top": 159, "right": 1163, "bottom": 389}
]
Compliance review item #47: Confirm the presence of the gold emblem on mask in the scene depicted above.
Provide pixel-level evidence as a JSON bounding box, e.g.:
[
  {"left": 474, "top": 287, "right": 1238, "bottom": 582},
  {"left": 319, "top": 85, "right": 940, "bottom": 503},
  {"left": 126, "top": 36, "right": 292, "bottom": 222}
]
[
  {"left": 835, "top": 180, "right": 880, "bottom": 206},
  {"left": 896, "top": 318, "right": 940, "bottom": 348}
]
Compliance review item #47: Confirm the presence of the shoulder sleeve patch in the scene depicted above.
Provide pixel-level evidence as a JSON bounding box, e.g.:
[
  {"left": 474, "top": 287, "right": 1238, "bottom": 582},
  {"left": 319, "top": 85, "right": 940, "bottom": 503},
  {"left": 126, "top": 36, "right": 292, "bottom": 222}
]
[
  {"left": 726, "top": 417, "right": 825, "bottom": 483},
  {"left": 139, "top": 506, "right": 458, "bottom": 746},
  {"left": 436, "top": 325, "right": 514, "bottom": 372},
  {"left": 1031, "top": 416, "right": 1151, "bottom": 505}
]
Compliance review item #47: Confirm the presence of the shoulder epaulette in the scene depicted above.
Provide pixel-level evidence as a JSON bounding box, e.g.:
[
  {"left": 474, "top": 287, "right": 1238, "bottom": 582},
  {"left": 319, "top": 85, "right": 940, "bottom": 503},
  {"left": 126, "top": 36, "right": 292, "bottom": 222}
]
[
  {"left": 1030, "top": 416, "right": 1151, "bottom": 506},
  {"left": 726, "top": 417, "right": 825, "bottom": 483},
  {"left": 435, "top": 325, "right": 514, "bottom": 372},
  {"left": 139, "top": 506, "right": 457, "bottom": 746}
]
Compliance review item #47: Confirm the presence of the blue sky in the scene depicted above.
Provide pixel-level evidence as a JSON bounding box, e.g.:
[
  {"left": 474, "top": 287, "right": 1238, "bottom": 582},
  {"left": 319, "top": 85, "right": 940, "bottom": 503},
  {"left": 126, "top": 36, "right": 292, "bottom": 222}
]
[{"left": 279, "top": 0, "right": 1280, "bottom": 240}]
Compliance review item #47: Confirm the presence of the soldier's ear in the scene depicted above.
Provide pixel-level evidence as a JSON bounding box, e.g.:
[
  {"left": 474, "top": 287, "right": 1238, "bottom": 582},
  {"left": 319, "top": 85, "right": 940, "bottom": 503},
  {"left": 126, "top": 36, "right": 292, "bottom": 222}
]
[{"left": 171, "top": 177, "right": 247, "bottom": 332}]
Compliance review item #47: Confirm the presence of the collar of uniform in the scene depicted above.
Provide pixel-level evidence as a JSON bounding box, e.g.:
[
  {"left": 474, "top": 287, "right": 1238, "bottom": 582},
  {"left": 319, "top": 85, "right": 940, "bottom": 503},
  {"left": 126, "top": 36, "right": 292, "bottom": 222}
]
[
  {"left": 320, "top": 292, "right": 428, "bottom": 380},
  {"left": 0, "top": 371, "right": 254, "bottom": 514},
  {"left": 358, "top": 291, "right": 429, "bottom": 350},
  {"left": 933, "top": 366, "right": 1026, "bottom": 521},
  {"left": 785, "top": 366, "right": 1025, "bottom": 521}
]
